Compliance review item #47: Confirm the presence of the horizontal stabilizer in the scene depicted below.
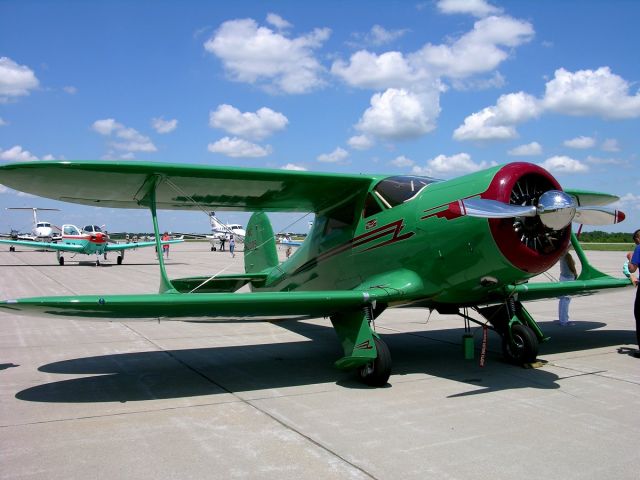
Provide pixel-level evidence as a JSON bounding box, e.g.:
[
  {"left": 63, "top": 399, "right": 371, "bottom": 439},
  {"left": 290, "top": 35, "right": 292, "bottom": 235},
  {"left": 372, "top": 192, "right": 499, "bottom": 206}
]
[{"left": 171, "top": 273, "right": 268, "bottom": 293}]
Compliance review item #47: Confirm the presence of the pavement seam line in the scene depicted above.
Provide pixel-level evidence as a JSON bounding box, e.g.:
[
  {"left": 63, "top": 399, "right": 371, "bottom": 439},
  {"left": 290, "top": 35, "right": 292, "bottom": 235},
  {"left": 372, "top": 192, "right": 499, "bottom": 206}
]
[{"left": 123, "top": 323, "right": 379, "bottom": 480}]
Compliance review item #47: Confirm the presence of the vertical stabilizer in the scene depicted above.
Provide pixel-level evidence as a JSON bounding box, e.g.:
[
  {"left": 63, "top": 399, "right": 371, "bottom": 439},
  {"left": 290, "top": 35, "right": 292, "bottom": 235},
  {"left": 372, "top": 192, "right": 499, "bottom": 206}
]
[{"left": 244, "top": 212, "right": 278, "bottom": 274}]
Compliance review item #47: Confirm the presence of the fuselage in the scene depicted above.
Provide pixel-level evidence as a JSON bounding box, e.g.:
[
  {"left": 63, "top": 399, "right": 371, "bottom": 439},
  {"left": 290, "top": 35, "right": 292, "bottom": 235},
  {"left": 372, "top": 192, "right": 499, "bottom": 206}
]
[
  {"left": 259, "top": 163, "right": 570, "bottom": 306},
  {"left": 61, "top": 224, "right": 109, "bottom": 254}
]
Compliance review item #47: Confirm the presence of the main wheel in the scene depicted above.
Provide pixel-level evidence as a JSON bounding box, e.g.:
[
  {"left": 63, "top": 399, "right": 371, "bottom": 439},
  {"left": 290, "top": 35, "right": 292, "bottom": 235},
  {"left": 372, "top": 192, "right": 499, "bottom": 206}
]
[
  {"left": 211, "top": 246, "right": 216, "bottom": 251},
  {"left": 58, "top": 256, "right": 64, "bottom": 266},
  {"left": 117, "top": 255, "right": 123, "bottom": 265},
  {"left": 358, "top": 337, "right": 391, "bottom": 387},
  {"left": 9, "top": 246, "right": 15, "bottom": 252},
  {"left": 96, "top": 259, "right": 100, "bottom": 266},
  {"left": 502, "top": 324, "right": 538, "bottom": 364}
]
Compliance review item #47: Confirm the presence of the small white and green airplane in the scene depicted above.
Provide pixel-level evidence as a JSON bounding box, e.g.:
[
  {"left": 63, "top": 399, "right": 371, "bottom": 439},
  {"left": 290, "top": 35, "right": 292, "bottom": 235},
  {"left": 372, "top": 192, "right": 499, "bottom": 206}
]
[{"left": 0, "top": 223, "right": 182, "bottom": 266}]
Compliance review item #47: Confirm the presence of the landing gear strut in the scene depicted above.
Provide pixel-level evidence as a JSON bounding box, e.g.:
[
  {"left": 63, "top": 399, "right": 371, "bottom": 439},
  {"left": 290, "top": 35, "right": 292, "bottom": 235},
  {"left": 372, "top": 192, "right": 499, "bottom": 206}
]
[
  {"left": 331, "top": 306, "right": 391, "bottom": 387},
  {"left": 477, "top": 300, "right": 543, "bottom": 365}
]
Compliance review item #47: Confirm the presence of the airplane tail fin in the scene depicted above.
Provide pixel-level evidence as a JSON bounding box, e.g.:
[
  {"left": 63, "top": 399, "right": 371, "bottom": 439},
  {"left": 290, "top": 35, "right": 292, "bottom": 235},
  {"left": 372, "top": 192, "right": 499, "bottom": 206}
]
[{"left": 244, "top": 212, "right": 278, "bottom": 274}]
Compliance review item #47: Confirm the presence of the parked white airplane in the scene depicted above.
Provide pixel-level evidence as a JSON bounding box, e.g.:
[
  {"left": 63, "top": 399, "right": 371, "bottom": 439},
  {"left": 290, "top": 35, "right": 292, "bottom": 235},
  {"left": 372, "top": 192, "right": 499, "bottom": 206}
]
[
  {"left": 2, "top": 207, "right": 61, "bottom": 250},
  {"left": 204, "top": 212, "right": 245, "bottom": 251}
]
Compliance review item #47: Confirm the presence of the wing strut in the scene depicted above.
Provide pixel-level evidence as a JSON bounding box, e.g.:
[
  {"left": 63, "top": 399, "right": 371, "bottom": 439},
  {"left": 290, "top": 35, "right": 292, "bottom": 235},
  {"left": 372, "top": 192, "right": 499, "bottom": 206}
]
[{"left": 141, "top": 175, "right": 176, "bottom": 294}]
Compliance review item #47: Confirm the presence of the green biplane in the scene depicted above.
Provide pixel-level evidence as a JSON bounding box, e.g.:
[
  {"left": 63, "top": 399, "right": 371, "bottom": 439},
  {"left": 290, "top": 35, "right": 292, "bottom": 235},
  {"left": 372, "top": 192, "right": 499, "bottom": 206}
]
[{"left": 0, "top": 161, "right": 631, "bottom": 386}]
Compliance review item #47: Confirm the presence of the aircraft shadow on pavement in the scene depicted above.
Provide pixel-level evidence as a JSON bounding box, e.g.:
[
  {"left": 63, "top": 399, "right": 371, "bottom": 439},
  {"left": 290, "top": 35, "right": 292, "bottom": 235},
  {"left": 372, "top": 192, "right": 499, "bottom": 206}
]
[{"left": 17, "top": 316, "right": 633, "bottom": 404}]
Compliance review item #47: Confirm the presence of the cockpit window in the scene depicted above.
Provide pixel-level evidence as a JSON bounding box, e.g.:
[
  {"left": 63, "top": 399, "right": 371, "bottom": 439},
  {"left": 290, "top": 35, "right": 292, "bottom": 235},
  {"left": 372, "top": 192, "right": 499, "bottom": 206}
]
[
  {"left": 64, "top": 225, "right": 80, "bottom": 235},
  {"left": 93, "top": 225, "right": 102, "bottom": 232},
  {"left": 373, "top": 175, "right": 439, "bottom": 207}
]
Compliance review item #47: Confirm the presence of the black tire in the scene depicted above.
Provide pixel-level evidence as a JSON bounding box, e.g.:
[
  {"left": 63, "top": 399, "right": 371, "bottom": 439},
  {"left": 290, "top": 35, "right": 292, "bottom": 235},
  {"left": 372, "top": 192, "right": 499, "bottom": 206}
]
[
  {"left": 211, "top": 246, "right": 216, "bottom": 252},
  {"left": 502, "top": 324, "right": 538, "bottom": 364},
  {"left": 96, "top": 259, "right": 100, "bottom": 266},
  {"left": 9, "top": 246, "right": 15, "bottom": 252},
  {"left": 358, "top": 337, "right": 392, "bottom": 387},
  {"left": 58, "top": 256, "right": 64, "bottom": 266},
  {"left": 117, "top": 255, "right": 123, "bottom": 265}
]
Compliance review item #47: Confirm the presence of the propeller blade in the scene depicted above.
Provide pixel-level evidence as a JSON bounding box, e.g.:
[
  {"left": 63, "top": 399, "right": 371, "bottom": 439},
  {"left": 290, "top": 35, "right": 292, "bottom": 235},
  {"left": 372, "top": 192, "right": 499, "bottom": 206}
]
[
  {"left": 574, "top": 207, "right": 626, "bottom": 225},
  {"left": 461, "top": 198, "right": 537, "bottom": 219}
]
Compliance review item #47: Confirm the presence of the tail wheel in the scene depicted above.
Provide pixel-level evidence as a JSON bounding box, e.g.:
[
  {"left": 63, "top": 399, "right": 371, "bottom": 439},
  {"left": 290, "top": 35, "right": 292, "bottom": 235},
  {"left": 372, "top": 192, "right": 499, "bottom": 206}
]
[
  {"left": 502, "top": 324, "right": 538, "bottom": 364},
  {"left": 358, "top": 337, "right": 391, "bottom": 387}
]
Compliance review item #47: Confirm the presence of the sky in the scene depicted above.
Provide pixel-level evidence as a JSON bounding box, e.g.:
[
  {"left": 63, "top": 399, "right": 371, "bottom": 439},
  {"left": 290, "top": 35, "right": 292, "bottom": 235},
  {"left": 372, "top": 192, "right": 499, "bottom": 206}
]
[{"left": 1, "top": 0, "right": 639, "bottom": 235}]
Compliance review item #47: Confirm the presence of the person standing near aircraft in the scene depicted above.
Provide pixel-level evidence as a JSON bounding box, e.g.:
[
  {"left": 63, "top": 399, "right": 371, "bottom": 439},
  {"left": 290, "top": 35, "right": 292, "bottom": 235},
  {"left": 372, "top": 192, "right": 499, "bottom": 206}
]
[
  {"left": 229, "top": 234, "right": 235, "bottom": 258},
  {"left": 623, "top": 252, "right": 638, "bottom": 286},
  {"left": 558, "top": 250, "right": 578, "bottom": 326},
  {"left": 626, "top": 229, "right": 640, "bottom": 357},
  {"left": 162, "top": 231, "right": 170, "bottom": 259},
  {"left": 220, "top": 234, "right": 226, "bottom": 252}
]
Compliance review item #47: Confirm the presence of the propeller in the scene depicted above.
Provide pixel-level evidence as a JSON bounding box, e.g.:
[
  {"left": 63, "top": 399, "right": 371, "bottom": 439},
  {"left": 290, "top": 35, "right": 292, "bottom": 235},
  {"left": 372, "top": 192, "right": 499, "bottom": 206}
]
[{"left": 462, "top": 190, "right": 625, "bottom": 228}]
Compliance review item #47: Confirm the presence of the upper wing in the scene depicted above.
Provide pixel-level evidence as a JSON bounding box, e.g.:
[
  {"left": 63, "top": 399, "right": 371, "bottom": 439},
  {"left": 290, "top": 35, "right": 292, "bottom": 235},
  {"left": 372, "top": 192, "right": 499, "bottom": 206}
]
[
  {"left": 0, "top": 239, "right": 84, "bottom": 253},
  {"left": 0, "top": 161, "right": 378, "bottom": 212},
  {"left": 564, "top": 189, "right": 619, "bottom": 206},
  {"left": 105, "top": 239, "right": 183, "bottom": 251}
]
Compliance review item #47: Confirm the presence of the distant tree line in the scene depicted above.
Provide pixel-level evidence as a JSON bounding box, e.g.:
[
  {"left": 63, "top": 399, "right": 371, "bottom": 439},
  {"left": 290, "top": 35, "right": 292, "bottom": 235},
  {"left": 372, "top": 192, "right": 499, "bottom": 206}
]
[{"left": 578, "top": 231, "right": 634, "bottom": 243}]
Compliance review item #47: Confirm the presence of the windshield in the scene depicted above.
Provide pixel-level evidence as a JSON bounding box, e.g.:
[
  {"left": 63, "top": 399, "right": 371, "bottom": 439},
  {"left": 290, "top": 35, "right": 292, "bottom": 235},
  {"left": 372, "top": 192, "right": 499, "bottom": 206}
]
[{"left": 374, "top": 175, "right": 439, "bottom": 207}]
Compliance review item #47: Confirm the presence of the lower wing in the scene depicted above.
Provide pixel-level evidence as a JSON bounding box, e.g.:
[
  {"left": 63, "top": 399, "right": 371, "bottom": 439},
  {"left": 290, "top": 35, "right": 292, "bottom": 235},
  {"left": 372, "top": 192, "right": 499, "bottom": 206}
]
[
  {"left": 502, "top": 277, "right": 632, "bottom": 302},
  {"left": 0, "top": 290, "right": 385, "bottom": 319}
]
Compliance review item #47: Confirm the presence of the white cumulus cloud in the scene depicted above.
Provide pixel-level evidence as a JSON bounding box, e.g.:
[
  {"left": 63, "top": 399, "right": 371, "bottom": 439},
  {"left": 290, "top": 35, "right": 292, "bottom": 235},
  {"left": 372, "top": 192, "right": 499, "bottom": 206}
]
[
  {"left": 151, "top": 117, "right": 178, "bottom": 134},
  {"left": 281, "top": 163, "right": 307, "bottom": 171},
  {"left": 539, "top": 155, "right": 588, "bottom": 174},
  {"left": 356, "top": 88, "right": 439, "bottom": 140},
  {"left": 508, "top": 142, "right": 542, "bottom": 156},
  {"left": 0, "top": 57, "right": 39, "bottom": 101},
  {"left": 208, "top": 137, "right": 271, "bottom": 158},
  {"left": 601, "top": 138, "right": 620, "bottom": 152},
  {"left": 413, "top": 152, "right": 489, "bottom": 177},
  {"left": 542, "top": 67, "right": 640, "bottom": 119},
  {"left": 436, "top": 0, "right": 502, "bottom": 18},
  {"left": 204, "top": 17, "right": 330, "bottom": 94},
  {"left": 317, "top": 147, "right": 349, "bottom": 163},
  {"left": 266, "top": 13, "right": 291, "bottom": 30},
  {"left": 92, "top": 118, "right": 157, "bottom": 153},
  {"left": 454, "top": 66, "right": 640, "bottom": 141},
  {"left": 453, "top": 92, "right": 540, "bottom": 141},
  {"left": 390, "top": 155, "right": 414, "bottom": 167},
  {"left": 563, "top": 136, "right": 595, "bottom": 149},
  {"left": 0, "top": 145, "right": 38, "bottom": 161},
  {"left": 347, "top": 134, "right": 375, "bottom": 150},
  {"left": 412, "top": 16, "right": 534, "bottom": 79},
  {"left": 209, "top": 104, "right": 288, "bottom": 140}
]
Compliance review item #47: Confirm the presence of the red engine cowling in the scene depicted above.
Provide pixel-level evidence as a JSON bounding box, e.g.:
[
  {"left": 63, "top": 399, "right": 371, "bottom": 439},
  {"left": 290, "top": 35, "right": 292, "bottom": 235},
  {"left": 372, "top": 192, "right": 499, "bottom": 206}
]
[{"left": 482, "top": 162, "right": 571, "bottom": 274}]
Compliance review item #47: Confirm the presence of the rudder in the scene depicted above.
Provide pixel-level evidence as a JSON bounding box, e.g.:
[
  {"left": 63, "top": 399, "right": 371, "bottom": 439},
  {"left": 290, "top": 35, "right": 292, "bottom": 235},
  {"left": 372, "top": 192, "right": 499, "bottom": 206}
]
[{"left": 244, "top": 212, "right": 279, "bottom": 274}]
